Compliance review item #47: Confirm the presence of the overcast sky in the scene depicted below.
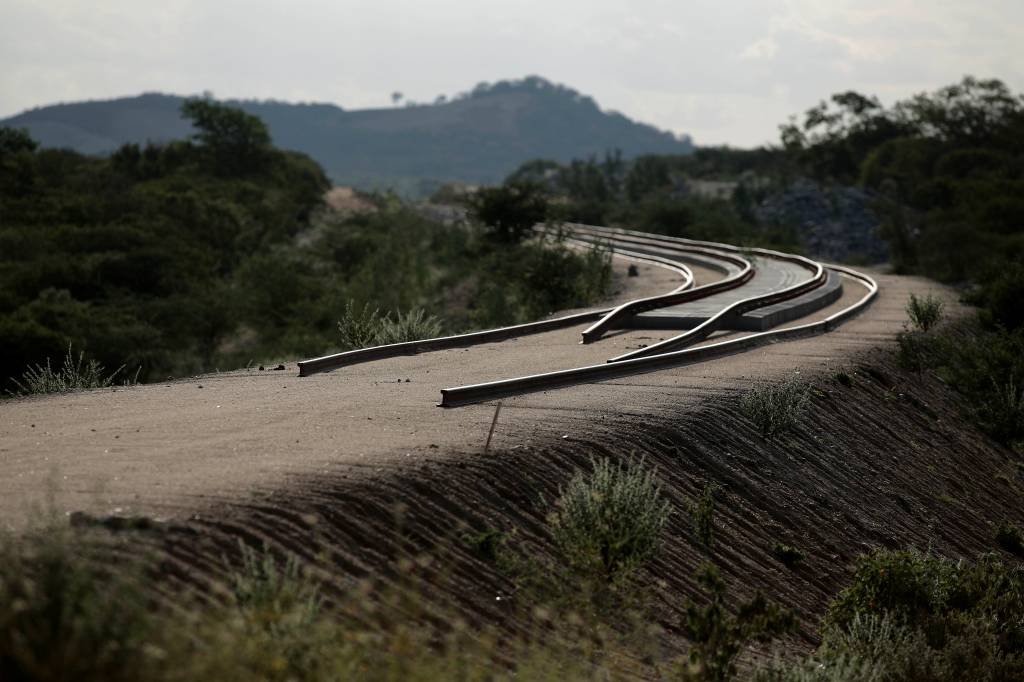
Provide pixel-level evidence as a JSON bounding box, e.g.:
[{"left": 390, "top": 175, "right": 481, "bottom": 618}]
[{"left": 3, "top": 0, "right": 1022, "bottom": 147}]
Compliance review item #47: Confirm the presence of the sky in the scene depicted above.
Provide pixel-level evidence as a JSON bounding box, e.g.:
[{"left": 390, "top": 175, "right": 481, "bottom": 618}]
[{"left": 2, "top": 0, "right": 1022, "bottom": 147}]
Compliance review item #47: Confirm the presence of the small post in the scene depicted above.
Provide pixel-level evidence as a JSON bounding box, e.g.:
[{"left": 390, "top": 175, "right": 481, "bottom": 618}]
[{"left": 483, "top": 402, "right": 503, "bottom": 453}]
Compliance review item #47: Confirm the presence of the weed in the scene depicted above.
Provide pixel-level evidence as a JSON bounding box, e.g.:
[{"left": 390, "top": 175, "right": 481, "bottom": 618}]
[
  {"left": 906, "top": 293, "right": 944, "bottom": 332},
  {"left": 548, "top": 457, "right": 672, "bottom": 586},
  {"left": 7, "top": 343, "right": 134, "bottom": 396},
  {"left": 679, "top": 562, "right": 795, "bottom": 682},
  {"left": 462, "top": 529, "right": 507, "bottom": 563},
  {"left": 977, "top": 376, "right": 1024, "bottom": 446},
  {"left": 692, "top": 483, "right": 717, "bottom": 553},
  {"left": 772, "top": 543, "right": 805, "bottom": 569},
  {"left": 994, "top": 520, "right": 1024, "bottom": 556},
  {"left": 381, "top": 308, "right": 444, "bottom": 344},
  {"left": 739, "top": 375, "right": 810, "bottom": 438},
  {"left": 337, "top": 300, "right": 443, "bottom": 350},
  {"left": 831, "top": 370, "right": 853, "bottom": 387}
]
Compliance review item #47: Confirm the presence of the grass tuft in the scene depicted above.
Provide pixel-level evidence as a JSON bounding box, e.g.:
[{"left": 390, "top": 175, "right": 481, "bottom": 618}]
[
  {"left": 337, "top": 300, "right": 443, "bottom": 350},
  {"left": 906, "top": 292, "right": 944, "bottom": 332},
  {"left": 8, "top": 344, "right": 134, "bottom": 396}
]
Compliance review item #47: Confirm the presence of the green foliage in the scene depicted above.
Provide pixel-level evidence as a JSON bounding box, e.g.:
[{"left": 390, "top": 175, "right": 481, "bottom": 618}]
[
  {"left": 764, "top": 550, "right": 1024, "bottom": 681},
  {"left": 832, "top": 370, "right": 853, "bottom": 387},
  {"left": 548, "top": 457, "right": 672, "bottom": 585},
  {"left": 180, "top": 98, "right": 271, "bottom": 175},
  {"left": 0, "top": 523, "right": 153, "bottom": 682},
  {"left": 897, "top": 321, "right": 1024, "bottom": 444},
  {"left": 691, "top": 483, "right": 717, "bottom": 553},
  {"left": 469, "top": 182, "right": 549, "bottom": 243},
  {"left": 680, "top": 562, "right": 795, "bottom": 682},
  {"left": 739, "top": 375, "right": 810, "bottom": 438},
  {"left": 772, "top": 543, "right": 805, "bottom": 569},
  {"left": 336, "top": 301, "right": 443, "bottom": 350},
  {"left": 905, "top": 293, "right": 944, "bottom": 332},
  {"left": 995, "top": 521, "right": 1024, "bottom": 556},
  {"left": 461, "top": 529, "right": 507, "bottom": 563},
  {"left": 7, "top": 343, "right": 134, "bottom": 396},
  {"left": 970, "top": 262, "right": 1024, "bottom": 332}
]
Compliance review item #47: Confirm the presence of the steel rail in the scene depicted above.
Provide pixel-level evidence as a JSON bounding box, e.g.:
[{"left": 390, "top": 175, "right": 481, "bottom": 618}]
[
  {"left": 296, "top": 239, "right": 709, "bottom": 376},
  {"left": 564, "top": 222, "right": 827, "bottom": 358},
  {"left": 608, "top": 257, "right": 826, "bottom": 362},
  {"left": 573, "top": 244, "right": 754, "bottom": 343},
  {"left": 437, "top": 265, "right": 877, "bottom": 407}
]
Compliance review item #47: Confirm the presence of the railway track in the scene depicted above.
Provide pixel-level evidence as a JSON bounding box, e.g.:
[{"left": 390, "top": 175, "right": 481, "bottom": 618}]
[{"left": 298, "top": 225, "right": 877, "bottom": 407}]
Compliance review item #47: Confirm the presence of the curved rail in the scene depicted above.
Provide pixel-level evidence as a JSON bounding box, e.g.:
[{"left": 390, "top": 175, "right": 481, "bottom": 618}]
[
  {"left": 608, "top": 254, "right": 825, "bottom": 362},
  {"left": 437, "top": 265, "right": 876, "bottom": 407},
  {"left": 297, "top": 238, "right": 706, "bottom": 376},
  {"left": 562, "top": 224, "right": 759, "bottom": 343}
]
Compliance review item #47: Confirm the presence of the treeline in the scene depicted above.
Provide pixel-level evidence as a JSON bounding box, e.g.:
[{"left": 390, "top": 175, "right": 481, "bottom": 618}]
[
  {"left": 501, "top": 148, "right": 798, "bottom": 250},
  {"left": 1, "top": 101, "right": 611, "bottom": 389}
]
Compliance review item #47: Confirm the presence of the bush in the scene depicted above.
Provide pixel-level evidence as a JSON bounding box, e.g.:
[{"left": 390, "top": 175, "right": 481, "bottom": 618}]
[
  {"left": 739, "top": 375, "right": 810, "bottom": 438},
  {"left": 760, "top": 550, "right": 1024, "bottom": 681},
  {"left": 7, "top": 343, "right": 134, "bottom": 396},
  {"left": 681, "top": 562, "right": 795, "bottom": 682},
  {"left": 0, "top": 523, "right": 153, "bottom": 682},
  {"left": 772, "top": 543, "right": 805, "bottom": 569},
  {"left": 994, "top": 520, "right": 1024, "bottom": 556},
  {"left": 548, "top": 457, "right": 672, "bottom": 585},
  {"left": 337, "top": 300, "right": 443, "bottom": 350},
  {"left": 906, "top": 293, "right": 944, "bottom": 332}
]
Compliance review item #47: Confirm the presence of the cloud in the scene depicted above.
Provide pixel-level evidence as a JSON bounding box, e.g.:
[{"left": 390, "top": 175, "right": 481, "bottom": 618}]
[{"left": 740, "top": 38, "right": 779, "bottom": 61}]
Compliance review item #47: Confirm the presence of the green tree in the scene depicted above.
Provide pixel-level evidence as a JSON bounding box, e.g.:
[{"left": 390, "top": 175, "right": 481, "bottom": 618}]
[
  {"left": 469, "top": 182, "right": 549, "bottom": 243},
  {"left": 181, "top": 98, "right": 271, "bottom": 175}
]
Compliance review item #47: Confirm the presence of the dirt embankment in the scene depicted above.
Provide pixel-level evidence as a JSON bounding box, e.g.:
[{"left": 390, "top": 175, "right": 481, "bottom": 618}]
[{"left": 131, "top": 343, "right": 1024, "bottom": 656}]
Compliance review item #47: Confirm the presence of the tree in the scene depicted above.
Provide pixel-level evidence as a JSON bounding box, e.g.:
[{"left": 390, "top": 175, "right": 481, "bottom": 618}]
[
  {"left": 0, "top": 127, "right": 38, "bottom": 157},
  {"left": 469, "top": 182, "right": 549, "bottom": 243},
  {"left": 180, "top": 98, "right": 271, "bottom": 175}
]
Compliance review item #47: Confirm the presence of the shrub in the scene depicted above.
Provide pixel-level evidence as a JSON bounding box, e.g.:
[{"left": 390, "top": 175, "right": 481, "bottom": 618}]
[
  {"left": 994, "top": 520, "right": 1024, "bottom": 556},
  {"left": 380, "top": 308, "right": 444, "bottom": 344},
  {"left": 976, "top": 377, "right": 1024, "bottom": 446},
  {"left": 761, "top": 550, "right": 1024, "bottom": 681},
  {"left": 906, "top": 292, "right": 944, "bottom": 332},
  {"left": 772, "top": 543, "right": 805, "bottom": 569},
  {"left": 895, "top": 330, "right": 933, "bottom": 371},
  {"left": 7, "top": 343, "right": 133, "bottom": 396},
  {"left": 548, "top": 457, "right": 672, "bottom": 585},
  {"left": 832, "top": 370, "right": 853, "bottom": 387},
  {"left": 337, "top": 300, "right": 442, "bottom": 350},
  {"left": 0, "top": 523, "right": 153, "bottom": 682},
  {"left": 739, "top": 375, "right": 810, "bottom": 438},
  {"left": 680, "top": 562, "right": 795, "bottom": 682}
]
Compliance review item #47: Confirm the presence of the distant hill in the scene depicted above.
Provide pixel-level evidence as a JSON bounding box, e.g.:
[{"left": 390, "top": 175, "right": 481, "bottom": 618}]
[{"left": 2, "top": 76, "right": 693, "bottom": 195}]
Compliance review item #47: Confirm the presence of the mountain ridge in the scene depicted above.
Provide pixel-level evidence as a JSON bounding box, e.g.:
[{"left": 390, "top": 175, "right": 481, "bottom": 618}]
[{"left": 1, "top": 76, "right": 693, "bottom": 194}]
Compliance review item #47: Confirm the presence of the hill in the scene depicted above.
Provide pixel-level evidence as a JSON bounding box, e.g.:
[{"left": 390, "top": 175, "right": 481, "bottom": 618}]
[{"left": 1, "top": 76, "right": 693, "bottom": 194}]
